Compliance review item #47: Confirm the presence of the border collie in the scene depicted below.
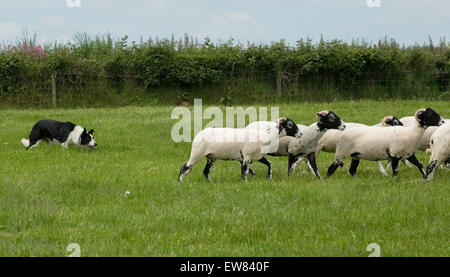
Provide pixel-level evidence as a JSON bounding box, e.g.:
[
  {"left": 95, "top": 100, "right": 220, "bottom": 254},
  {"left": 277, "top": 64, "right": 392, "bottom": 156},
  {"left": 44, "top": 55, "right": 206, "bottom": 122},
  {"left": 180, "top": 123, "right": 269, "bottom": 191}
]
[{"left": 21, "top": 119, "right": 97, "bottom": 150}]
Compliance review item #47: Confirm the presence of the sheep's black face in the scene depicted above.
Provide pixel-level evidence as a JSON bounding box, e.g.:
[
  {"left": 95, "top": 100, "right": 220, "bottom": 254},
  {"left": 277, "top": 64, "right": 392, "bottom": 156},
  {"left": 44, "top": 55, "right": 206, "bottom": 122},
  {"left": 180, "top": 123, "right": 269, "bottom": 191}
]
[
  {"left": 80, "top": 128, "right": 97, "bottom": 149},
  {"left": 416, "top": 108, "right": 444, "bottom": 128},
  {"left": 317, "top": 111, "right": 345, "bottom": 131},
  {"left": 383, "top": 116, "right": 403, "bottom": 126},
  {"left": 278, "top": 118, "right": 300, "bottom": 137}
]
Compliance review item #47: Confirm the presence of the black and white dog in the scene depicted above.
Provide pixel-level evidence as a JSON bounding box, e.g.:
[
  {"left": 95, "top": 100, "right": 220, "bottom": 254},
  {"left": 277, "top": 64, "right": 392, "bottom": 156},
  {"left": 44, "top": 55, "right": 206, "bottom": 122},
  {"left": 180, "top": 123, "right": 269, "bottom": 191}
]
[{"left": 21, "top": 119, "right": 97, "bottom": 150}]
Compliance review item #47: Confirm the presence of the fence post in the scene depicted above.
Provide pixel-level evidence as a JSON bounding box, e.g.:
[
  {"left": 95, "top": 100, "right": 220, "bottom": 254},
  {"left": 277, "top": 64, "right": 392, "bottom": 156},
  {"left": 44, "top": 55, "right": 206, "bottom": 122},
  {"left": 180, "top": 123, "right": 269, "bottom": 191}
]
[
  {"left": 51, "top": 72, "right": 56, "bottom": 108},
  {"left": 276, "top": 71, "right": 282, "bottom": 97}
]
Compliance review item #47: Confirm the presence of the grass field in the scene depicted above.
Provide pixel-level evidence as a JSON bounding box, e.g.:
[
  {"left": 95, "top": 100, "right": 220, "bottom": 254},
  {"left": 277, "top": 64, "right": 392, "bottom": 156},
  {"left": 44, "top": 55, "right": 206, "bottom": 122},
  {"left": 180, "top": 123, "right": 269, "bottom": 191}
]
[{"left": 0, "top": 100, "right": 449, "bottom": 257}]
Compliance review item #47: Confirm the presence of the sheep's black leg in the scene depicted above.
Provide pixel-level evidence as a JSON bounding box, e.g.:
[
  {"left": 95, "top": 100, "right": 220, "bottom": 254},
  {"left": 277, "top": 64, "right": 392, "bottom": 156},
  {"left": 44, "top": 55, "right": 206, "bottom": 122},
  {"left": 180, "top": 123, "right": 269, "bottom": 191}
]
[
  {"left": 326, "top": 160, "right": 341, "bottom": 178},
  {"left": 288, "top": 154, "right": 300, "bottom": 176},
  {"left": 203, "top": 159, "right": 215, "bottom": 181},
  {"left": 249, "top": 167, "right": 256, "bottom": 177},
  {"left": 348, "top": 159, "right": 360, "bottom": 177},
  {"left": 241, "top": 161, "right": 256, "bottom": 177},
  {"left": 391, "top": 157, "right": 400, "bottom": 179},
  {"left": 425, "top": 160, "right": 438, "bottom": 181},
  {"left": 257, "top": 157, "right": 272, "bottom": 180},
  {"left": 178, "top": 163, "right": 193, "bottom": 182},
  {"left": 307, "top": 152, "right": 321, "bottom": 179},
  {"left": 241, "top": 161, "right": 250, "bottom": 181},
  {"left": 406, "top": 154, "right": 426, "bottom": 179}
]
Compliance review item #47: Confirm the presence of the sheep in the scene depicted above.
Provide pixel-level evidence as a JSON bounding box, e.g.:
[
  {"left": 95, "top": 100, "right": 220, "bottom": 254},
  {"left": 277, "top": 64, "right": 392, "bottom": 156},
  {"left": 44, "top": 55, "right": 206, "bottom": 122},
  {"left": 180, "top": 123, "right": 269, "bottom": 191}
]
[
  {"left": 425, "top": 122, "right": 450, "bottom": 181},
  {"left": 245, "top": 110, "right": 345, "bottom": 179},
  {"left": 383, "top": 117, "right": 449, "bottom": 170},
  {"left": 326, "top": 108, "right": 445, "bottom": 179},
  {"left": 316, "top": 116, "right": 402, "bottom": 155},
  {"left": 399, "top": 116, "right": 450, "bottom": 152},
  {"left": 315, "top": 116, "right": 404, "bottom": 176},
  {"left": 239, "top": 119, "right": 303, "bottom": 178},
  {"left": 177, "top": 118, "right": 299, "bottom": 182}
]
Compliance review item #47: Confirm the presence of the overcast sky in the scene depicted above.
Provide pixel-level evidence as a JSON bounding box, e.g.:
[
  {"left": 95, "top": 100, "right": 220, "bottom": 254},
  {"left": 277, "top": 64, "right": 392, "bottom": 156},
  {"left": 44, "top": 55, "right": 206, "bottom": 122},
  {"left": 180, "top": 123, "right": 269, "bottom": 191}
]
[{"left": 1, "top": 0, "right": 449, "bottom": 46}]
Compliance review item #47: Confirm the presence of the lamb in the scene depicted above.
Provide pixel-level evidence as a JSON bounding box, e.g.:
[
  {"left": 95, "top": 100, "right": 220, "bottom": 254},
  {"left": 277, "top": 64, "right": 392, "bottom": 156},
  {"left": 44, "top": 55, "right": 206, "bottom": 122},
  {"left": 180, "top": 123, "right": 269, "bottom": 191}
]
[
  {"left": 425, "top": 122, "right": 450, "bottom": 181},
  {"left": 315, "top": 116, "right": 404, "bottom": 176},
  {"left": 326, "top": 108, "right": 445, "bottom": 179},
  {"left": 177, "top": 118, "right": 299, "bottom": 182},
  {"left": 245, "top": 111, "right": 345, "bottom": 179}
]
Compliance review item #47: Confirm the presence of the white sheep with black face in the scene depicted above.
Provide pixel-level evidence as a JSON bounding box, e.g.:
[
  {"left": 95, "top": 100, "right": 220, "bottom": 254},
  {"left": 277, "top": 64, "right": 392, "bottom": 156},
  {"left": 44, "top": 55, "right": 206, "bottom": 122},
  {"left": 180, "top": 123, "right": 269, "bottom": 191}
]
[
  {"left": 425, "top": 122, "right": 450, "bottom": 181},
  {"left": 326, "top": 108, "right": 445, "bottom": 179},
  {"left": 399, "top": 116, "right": 449, "bottom": 153},
  {"left": 177, "top": 118, "right": 299, "bottom": 182},
  {"left": 315, "top": 116, "right": 404, "bottom": 176},
  {"left": 247, "top": 110, "right": 345, "bottom": 179}
]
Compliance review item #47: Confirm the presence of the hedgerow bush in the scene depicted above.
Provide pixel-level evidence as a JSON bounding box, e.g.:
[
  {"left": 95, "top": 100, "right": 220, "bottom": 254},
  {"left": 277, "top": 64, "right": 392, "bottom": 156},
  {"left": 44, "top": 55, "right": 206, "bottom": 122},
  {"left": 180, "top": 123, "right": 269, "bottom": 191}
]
[{"left": 0, "top": 33, "right": 449, "bottom": 101}]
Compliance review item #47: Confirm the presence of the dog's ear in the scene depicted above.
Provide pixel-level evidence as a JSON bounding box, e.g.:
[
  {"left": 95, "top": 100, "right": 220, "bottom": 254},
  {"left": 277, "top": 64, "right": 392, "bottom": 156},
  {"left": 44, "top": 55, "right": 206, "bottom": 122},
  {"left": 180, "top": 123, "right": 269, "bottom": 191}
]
[
  {"left": 83, "top": 128, "right": 87, "bottom": 133},
  {"left": 88, "top": 129, "right": 94, "bottom": 135}
]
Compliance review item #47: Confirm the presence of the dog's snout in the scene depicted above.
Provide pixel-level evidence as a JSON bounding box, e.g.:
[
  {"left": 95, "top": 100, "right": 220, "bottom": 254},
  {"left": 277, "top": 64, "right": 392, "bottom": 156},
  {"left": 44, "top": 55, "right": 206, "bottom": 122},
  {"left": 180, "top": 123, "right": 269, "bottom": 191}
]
[{"left": 94, "top": 143, "right": 98, "bottom": 146}]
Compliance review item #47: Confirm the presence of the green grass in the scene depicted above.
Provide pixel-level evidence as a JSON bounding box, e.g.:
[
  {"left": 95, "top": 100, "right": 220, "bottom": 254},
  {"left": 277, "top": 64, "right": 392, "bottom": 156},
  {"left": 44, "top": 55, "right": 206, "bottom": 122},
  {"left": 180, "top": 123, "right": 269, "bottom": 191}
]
[{"left": 0, "top": 100, "right": 449, "bottom": 256}]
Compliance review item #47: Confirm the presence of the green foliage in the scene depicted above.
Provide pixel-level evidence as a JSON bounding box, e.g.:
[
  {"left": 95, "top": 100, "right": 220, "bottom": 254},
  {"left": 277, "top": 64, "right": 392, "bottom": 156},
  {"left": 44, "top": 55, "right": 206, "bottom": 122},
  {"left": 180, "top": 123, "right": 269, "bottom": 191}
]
[{"left": 1, "top": 34, "right": 450, "bottom": 102}]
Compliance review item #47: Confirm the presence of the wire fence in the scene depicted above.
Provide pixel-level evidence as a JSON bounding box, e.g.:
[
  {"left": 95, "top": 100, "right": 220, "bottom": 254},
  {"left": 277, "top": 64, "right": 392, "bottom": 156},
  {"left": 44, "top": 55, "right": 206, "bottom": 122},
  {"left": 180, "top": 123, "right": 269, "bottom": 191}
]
[{"left": 1, "top": 70, "right": 449, "bottom": 107}]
